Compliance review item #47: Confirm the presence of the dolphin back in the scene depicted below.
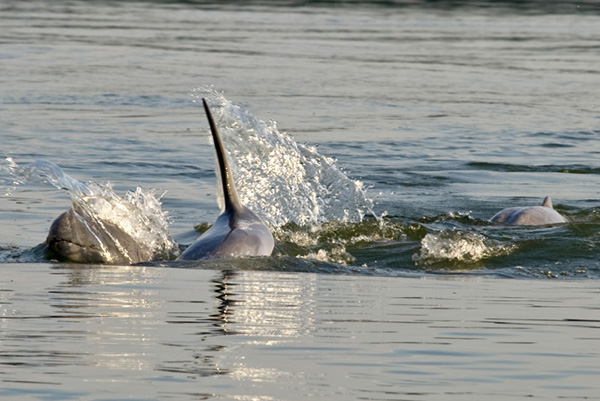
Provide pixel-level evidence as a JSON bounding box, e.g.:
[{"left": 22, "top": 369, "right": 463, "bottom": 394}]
[
  {"left": 177, "top": 99, "right": 275, "bottom": 261},
  {"left": 490, "top": 196, "right": 567, "bottom": 226},
  {"left": 178, "top": 208, "right": 274, "bottom": 260}
]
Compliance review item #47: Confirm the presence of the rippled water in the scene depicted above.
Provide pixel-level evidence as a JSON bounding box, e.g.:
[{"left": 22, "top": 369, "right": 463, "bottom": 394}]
[
  {"left": 2, "top": 265, "right": 599, "bottom": 400},
  {"left": 1, "top": 0, "right": 600, "bottom": 399}
]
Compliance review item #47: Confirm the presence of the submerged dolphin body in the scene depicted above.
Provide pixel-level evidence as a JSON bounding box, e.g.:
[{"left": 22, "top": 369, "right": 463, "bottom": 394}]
[
  {"left": 490, "top": 196, "right": 568, "bottom": 226},
  {"left": 46, "top": 208, "right": 152, "bottom": 264},
  {"left": 177, "top": 99, "right": 274, "bottom": 260}
]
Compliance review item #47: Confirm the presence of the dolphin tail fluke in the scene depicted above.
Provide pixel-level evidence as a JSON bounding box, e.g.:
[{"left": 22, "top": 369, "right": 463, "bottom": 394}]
[
  {"left": 542, "top": 196, "right": 553, "bottom": 208},
  {"left": 202, "top": 98, "right": 242, "bottom": 213}
]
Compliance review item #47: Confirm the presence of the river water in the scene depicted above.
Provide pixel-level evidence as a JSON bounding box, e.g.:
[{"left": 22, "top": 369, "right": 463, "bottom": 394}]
[{"left": 1, "top": 1, "right": 599, "bottom": 399}]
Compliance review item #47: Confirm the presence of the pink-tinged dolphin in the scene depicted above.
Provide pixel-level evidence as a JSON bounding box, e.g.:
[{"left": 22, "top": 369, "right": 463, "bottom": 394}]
[
  {"left": 490, "top": 196, "right": 567, "bottom": 226},
  {"left": 177, "top": 99, "right": 274, "bottom": 260}
]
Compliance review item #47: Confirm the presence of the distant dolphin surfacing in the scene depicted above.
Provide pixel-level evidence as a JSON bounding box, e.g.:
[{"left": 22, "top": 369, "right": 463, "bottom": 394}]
[
  {"left": 490, "top": 196, "right": 568, "bottom": 226},
  {"left": 177, "top": 99, "right": 274, "bottom": 260}
]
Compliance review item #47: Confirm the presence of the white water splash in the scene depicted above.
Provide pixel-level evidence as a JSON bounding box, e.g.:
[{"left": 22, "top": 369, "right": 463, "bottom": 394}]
[
  {"left": 2, "top": 158, "right": 178, "bottom": 260},
  {"left": 412, "top": 230, "right": 516, "bottom": 266},
  {"left": 2, "top": 91, "right": 378, "bottom": 266},
  {"left": 190, "top": 87, "right": 375, "bottom": 227}
]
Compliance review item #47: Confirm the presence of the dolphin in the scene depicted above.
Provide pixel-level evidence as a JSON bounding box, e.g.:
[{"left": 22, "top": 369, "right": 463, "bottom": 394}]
[
  {"left": 177, "top": 98, "right": 274, "bottom": 260},
  {"left": 490, "top": 196, "right": 568, "bottom": 226},
  {"left": 46, "top": 207, "right": 153, "bottom": 264}
]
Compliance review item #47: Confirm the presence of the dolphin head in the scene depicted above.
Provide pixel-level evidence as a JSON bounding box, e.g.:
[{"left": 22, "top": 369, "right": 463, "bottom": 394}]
[{"left": 46, "top": 208, "right": 150, "bottom": 264}]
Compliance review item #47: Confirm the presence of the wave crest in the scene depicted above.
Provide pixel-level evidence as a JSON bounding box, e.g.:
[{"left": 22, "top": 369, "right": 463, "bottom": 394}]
[{"left": 412, "top": 230, "right": 516, "bottom": 267}]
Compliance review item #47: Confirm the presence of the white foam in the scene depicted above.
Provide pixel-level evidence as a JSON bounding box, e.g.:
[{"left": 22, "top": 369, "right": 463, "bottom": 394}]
[
  {"left": 413, "top": 230, "right": 516, "bottom": 266},
  {"left": 2, "top": 158, "right": 178, "bottom": 260},
  {"left": 191, "top": 87, "right": 375, "bottom": 227}
]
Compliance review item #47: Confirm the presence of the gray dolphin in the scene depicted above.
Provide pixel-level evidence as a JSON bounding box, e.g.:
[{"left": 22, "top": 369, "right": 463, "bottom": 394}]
[
  {"left": 177, "top": 99, "right": 274, "bottom": 260},
  {"left": 47, "top": 207, "right": 153, "bottom": 264},
  {"left": 490, "top": 196, "right": 568, "bottom": 226}
]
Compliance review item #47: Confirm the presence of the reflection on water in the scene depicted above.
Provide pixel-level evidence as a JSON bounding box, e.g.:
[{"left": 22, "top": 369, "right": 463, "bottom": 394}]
[
  {"left": 213, "top": 270, "right": 317, "bottom": 337},
  {"left": 213, "top": 270, "right": 320, "bottom": 386},
  {"left": 159, "top": 269, "right": 319, "bottom": 384},
  {"left": 0, "top": 265, "right": 169, "bottom": 398},
  {"left": 50, "top": 267, "right": 164, "bottom": 373},
  {"left": 1, "top": 265, "right": 599, "bottom": 400}
]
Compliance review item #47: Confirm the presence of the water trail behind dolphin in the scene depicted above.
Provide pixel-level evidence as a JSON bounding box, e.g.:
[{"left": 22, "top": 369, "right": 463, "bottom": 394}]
[{"left": 2, "top": 158, "right": 178, "bottom": 261}]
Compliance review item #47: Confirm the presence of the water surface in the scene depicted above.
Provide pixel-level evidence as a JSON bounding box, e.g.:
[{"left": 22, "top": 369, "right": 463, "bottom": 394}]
[
  {"left": 2, "top": 264, "right": 599, "bottom": 400},
  {"left": 1, "top": 0, "right": 600, "bottom": 399}
]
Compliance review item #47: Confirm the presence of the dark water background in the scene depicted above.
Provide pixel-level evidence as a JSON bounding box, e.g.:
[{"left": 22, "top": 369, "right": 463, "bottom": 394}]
[{"left": 1, "top": 1, "right": 599, "bottom": 400}]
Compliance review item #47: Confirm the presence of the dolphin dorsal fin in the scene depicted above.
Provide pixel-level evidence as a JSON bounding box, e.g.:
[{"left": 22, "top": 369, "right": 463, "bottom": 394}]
[
  {"left": 202, "top": 98, "right": 243, "bottom": 213},
  {"left": 542, "top": 196, "right": 553, "bottom": 208}
]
